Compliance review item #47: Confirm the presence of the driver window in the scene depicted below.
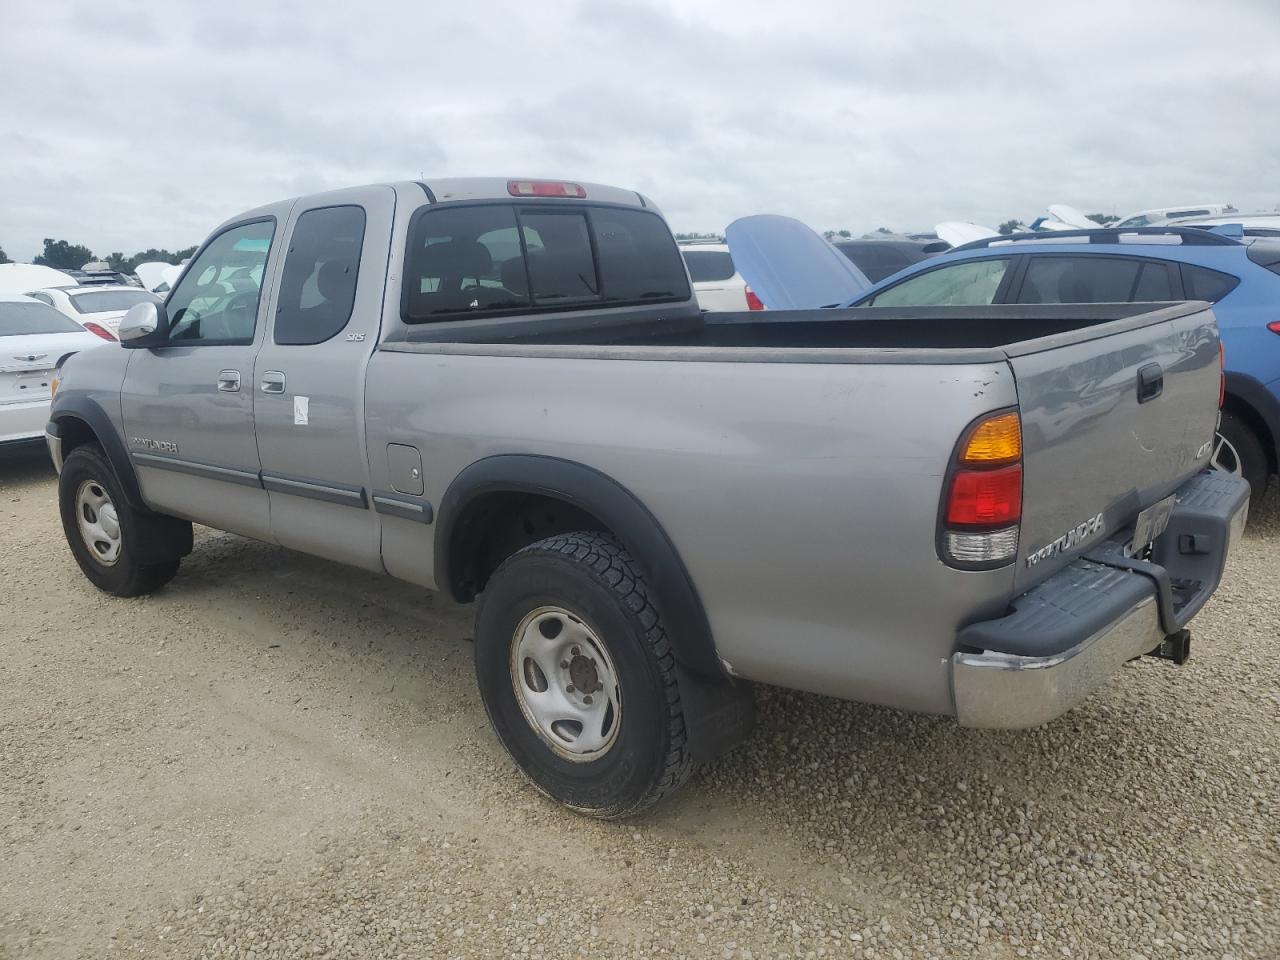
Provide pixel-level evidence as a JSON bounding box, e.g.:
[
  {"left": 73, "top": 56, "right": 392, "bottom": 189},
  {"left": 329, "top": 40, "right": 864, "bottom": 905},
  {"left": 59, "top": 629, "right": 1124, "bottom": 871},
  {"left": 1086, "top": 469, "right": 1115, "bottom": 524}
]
[{"left": 167, "top": 220, "right": 275, "bottom": 345}]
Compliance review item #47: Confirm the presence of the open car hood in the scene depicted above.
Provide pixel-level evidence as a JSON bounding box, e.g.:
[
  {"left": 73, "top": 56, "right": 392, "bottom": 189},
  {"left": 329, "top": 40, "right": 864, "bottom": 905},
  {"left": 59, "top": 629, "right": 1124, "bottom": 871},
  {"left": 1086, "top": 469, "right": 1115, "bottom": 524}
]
[
  {"left": 724, "top": 215, "right": 870, "bottom": 310},
  {"left": 935, "top": 221, "right": 998, "bottom": 247}
]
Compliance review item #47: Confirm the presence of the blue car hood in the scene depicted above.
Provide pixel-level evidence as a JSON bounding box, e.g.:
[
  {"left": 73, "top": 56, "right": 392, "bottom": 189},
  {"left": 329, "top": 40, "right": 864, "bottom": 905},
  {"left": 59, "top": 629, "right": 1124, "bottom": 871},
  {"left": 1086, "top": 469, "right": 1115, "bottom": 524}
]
[{"left": 724, "top": 214, "right": 871, "bottom": 310}]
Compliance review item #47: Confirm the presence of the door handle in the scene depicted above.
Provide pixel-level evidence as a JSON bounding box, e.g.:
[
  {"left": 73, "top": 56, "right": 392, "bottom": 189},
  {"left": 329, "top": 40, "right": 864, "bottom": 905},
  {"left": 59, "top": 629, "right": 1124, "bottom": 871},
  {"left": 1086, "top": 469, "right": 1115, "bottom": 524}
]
[
  {"left": 1137, "top": 362, "right": 1164, "bottom": 403},
  {"left": 216, "top": 369, "right": 241, "bottom": 392},
  {"left": 260, "top": 370, "right": 286, "bottom": 394}
]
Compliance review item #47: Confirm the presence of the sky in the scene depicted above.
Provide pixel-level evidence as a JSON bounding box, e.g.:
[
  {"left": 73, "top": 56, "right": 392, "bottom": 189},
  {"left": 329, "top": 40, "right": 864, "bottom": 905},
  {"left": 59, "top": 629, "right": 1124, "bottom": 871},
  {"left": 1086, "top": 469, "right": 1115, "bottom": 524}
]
[{"left": 1, "top": 0, "right": 1278, "bottom": 262}]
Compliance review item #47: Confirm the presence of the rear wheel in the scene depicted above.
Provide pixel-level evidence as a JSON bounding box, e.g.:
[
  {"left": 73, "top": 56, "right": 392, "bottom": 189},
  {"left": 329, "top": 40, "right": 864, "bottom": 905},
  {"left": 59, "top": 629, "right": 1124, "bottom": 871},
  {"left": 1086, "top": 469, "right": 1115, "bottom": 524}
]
[
  {"left": 1212, "top": 412, "right": 1269, "bottom": 501},
  {"left": 58, "top": 444, "right": 190, "bottom": 597},
  {"left": 473, "top": 532, "right": 693, "bottom": 818}
]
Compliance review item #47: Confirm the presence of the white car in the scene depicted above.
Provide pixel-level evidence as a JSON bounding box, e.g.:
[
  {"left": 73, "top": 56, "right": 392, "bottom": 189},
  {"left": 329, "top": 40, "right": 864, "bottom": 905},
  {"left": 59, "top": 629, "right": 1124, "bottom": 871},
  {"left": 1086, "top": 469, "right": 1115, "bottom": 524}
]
[
  {"left": 1113, "top": 202, "right": 1237, "bottom": 228},
  {"left": 678, "top": 241, "right": 764, "bottom": 312},
  {"left": 1, "top": 294, "right": 108, "bottom": 446},
  {"left": 1172, "top": 212, "right": 1280, "bottom": 238},
  {"left": 26, "top": 284, "right": 160, "bottom": 341}
]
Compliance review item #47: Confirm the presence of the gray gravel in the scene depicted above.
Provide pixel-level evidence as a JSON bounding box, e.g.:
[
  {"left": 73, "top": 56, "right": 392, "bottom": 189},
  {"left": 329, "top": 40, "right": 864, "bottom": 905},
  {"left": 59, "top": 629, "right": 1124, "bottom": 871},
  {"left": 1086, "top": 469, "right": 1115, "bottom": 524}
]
[{"left": 1, "top": 444, "right": 1276, "bottom": 959}]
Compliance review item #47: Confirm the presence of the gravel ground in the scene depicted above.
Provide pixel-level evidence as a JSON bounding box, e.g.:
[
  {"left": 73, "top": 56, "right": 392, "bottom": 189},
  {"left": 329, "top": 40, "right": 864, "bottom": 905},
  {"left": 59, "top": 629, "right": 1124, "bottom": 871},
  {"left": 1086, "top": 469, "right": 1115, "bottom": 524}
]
[{"left": 1, "top": 444, "right": 1277, "bottom": 960}]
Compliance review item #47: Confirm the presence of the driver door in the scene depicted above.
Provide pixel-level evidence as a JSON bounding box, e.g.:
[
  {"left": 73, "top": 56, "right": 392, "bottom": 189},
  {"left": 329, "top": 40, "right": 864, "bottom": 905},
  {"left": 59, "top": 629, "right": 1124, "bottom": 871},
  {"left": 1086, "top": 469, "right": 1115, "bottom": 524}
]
[{"left": 120, "top": 211, "right": 290, "bottom": 540}]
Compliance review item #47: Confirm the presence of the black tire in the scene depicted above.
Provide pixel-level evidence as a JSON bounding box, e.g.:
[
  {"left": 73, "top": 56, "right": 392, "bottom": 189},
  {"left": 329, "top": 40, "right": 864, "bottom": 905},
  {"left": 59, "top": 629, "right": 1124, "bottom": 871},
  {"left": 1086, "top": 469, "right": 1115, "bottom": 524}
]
[
  {"left": 474, "top": 531, "right": 693, "bottom": 818},
  {"left": 58, "top": 444, "right": 190, "bottom": 597},
  {"left": 1216, "top": 412, "right": 1269, "bottom": 502}
]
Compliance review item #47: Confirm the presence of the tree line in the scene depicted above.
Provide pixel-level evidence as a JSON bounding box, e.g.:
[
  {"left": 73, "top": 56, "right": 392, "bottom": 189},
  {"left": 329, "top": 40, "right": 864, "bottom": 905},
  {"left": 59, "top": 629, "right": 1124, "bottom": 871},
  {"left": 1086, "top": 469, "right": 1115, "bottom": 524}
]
[{"left": 2, "top": 238, "right": 197, "bottom": 273}]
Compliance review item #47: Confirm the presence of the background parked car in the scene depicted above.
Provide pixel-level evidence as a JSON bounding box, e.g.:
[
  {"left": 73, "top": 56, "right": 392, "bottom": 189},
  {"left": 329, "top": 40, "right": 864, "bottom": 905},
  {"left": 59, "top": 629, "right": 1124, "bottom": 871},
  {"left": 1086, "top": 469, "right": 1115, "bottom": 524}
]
[
  {"left": 1178, "top": 212, "right": 1280, "bottom": 238},
  {"left": 848, "top": 226, "right": 1280, "bottom": 499},
  {"left": 832, "top": 237, "right": 941, "bottom": 283},
  {"left": 27, "top": 285, "right": 160, "bottom": 340},
  {"left": 1, "top": 294, "right": 107, "bottom": 447},
  {"left": 678, "top": 240, "right": 764, "bottom": 311},
  {"left": 1113, "top": 203, "right": 1237, "bottom": 228}
]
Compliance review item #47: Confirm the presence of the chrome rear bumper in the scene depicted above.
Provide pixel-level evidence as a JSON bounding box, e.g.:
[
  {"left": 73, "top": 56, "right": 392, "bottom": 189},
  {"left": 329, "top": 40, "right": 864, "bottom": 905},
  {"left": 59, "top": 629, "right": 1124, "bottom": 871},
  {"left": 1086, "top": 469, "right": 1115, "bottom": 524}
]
[{"left": 951, "top": 471, "right": 1249, "bottom": 729}]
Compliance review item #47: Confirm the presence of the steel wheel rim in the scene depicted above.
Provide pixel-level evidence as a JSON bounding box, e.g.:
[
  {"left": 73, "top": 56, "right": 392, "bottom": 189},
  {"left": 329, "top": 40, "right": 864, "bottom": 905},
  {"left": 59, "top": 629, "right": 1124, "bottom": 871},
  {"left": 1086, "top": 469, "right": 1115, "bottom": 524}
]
[
  {"left": 75, "top": 479, "right": 122, "bottom": 566},
  {"left": 510, "top": 605, "right": 622, "bottom": 762},
  {"left": 1210, "top": 432, "right": 1242, "bottom": 475}
]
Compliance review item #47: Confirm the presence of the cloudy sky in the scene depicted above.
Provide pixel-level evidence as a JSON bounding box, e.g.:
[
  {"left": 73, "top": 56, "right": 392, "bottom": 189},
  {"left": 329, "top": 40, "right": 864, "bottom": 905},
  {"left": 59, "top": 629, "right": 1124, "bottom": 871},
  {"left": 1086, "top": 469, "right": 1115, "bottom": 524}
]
[{"left": 1, "top": 0, "right": 1277, "bottom": 261}]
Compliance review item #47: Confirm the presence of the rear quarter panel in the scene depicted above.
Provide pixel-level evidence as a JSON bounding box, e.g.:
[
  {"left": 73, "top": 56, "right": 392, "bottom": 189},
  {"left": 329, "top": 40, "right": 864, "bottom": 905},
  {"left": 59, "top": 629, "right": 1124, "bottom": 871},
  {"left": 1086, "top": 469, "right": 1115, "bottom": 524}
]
[{"left": 365, "top": 349, "right": 1019, "bottom": 715}]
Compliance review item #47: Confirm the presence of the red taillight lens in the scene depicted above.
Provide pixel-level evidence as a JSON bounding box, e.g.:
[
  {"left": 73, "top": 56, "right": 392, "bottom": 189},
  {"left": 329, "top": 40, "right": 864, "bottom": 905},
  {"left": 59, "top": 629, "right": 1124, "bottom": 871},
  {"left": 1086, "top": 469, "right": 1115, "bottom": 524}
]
[
  {"left": 507, "top": 180, "right": 587, "bottom": 198},
  {"left": 1267, "top": 321, "right": 1280, "bottom": 335},
  {"left": 745, "top": 287, "right": 765, "bottom": 311},
  {"left": 946, "top": 465, "right": 1023, "bottom": 526},
  {"left": 83, "top": 321, "right": 117, "bottom": 342}
]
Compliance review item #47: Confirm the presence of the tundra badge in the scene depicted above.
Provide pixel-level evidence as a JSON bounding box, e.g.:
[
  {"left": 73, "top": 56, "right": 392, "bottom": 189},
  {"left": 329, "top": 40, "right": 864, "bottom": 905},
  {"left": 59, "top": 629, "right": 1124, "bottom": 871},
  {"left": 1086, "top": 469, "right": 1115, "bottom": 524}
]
[{"left": 1025, "top": 512, "right": 1104, "bottom": 567}]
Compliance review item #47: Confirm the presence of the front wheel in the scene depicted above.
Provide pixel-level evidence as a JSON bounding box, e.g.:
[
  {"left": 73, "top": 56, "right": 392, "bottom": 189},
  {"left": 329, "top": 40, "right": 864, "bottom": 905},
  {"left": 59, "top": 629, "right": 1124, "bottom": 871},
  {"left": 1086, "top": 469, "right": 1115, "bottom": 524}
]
[
  {"left": 58, "top": 444, "right": 191, "bottom": 597},
  {"left": 1212, "top": 412, "right": 1269, "bottom": 502},
  {"left": 473, "top": 532, "right": 693, "bottom": 818}
]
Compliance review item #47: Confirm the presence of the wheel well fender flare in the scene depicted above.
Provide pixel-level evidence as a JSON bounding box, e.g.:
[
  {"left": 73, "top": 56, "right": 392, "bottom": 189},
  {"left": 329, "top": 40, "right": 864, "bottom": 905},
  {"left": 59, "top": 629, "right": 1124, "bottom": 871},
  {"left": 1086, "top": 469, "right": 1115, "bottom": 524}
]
[
  {"left": 436, "top": 454, "right": 726, "bottom": 680},
  {"left": 49, "top": 397, "right": 147, "bottom": 510}
]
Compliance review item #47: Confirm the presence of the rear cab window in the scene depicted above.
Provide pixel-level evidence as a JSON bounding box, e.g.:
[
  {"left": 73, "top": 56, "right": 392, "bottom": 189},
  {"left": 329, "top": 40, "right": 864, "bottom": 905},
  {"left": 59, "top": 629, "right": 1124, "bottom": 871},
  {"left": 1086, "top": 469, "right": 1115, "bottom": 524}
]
[{"left": 403, "top": 202, "right": 690, "bottom": 322}]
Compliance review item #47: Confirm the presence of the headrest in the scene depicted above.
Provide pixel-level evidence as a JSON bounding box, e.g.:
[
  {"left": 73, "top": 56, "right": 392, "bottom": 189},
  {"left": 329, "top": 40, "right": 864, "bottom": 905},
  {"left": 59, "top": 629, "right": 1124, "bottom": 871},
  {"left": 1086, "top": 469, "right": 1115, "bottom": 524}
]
[
  {"left": 421, "top": 239, "right": 493, "bottom": 279},
  {"left": 315, "top": 260, "right": 351, "bottom": 301}
]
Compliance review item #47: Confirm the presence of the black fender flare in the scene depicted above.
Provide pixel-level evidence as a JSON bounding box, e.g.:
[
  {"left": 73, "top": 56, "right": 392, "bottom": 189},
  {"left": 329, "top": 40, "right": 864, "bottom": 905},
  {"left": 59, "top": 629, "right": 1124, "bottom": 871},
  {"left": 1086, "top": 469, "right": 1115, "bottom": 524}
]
[
  {"left": 436, "top": 454, "right": 726, "bottom": 682},
  {"left": 49, "top": 395, "right": 148, "bottom": 511},
  {"left": 1224, "top": 371, "right": 1280, "bottom": 472}
]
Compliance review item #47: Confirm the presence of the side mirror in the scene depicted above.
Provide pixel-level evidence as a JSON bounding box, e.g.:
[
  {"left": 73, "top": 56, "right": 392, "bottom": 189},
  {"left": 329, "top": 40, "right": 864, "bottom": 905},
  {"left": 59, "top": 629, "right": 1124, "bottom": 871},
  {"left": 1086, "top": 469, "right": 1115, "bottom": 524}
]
[{"left": 119, "top": 301, "right": 168, "bottom": 349}]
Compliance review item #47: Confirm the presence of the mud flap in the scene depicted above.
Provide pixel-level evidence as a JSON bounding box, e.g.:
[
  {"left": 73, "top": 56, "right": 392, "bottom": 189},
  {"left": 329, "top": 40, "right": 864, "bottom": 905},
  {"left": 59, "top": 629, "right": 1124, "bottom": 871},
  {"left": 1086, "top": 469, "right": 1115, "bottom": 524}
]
[{"left": 675, "top": 665, "right": 755, "bottom": 764}]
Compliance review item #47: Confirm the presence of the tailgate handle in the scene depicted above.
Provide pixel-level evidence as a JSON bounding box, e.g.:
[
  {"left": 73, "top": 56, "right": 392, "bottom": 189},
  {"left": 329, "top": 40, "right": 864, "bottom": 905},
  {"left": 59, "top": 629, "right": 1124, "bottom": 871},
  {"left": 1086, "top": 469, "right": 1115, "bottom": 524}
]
[{"left": 1137, "top": 363, "right": 1164, "bottom": 403}]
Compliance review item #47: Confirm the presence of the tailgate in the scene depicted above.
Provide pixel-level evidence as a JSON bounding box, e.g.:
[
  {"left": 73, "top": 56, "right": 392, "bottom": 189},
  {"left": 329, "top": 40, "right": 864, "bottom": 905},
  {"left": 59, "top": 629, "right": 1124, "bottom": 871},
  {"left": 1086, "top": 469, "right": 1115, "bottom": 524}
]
[{"left": 1010, "top": 304, "right": 1221, "bottom": 592}]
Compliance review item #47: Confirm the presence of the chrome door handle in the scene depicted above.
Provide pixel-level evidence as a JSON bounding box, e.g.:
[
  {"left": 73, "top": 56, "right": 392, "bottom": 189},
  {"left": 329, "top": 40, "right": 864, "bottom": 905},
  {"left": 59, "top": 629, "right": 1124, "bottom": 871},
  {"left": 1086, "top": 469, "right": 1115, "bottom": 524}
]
[
  {"left": 260, "top": 371, "right": 286, "bottom": 394},
  {"left": 217, "top": 369, "right": 241, "bottom": 392}
]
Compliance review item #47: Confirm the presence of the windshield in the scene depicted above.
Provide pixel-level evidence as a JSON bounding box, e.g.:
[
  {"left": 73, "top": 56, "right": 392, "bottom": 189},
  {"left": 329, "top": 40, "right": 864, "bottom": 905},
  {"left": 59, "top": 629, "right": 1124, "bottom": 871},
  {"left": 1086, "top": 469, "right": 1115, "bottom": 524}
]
[
  {"left": 69, "top": 289, "right": 158, "bottom": 314},
  {"left": 0, "top": 300, "right": 86, "bottom": 336}
]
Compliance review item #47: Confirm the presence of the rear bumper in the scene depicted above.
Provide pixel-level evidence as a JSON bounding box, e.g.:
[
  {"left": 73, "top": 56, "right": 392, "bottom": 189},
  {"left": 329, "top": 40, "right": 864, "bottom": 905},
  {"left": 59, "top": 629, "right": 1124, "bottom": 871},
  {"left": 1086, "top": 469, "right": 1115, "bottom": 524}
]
[
  {"left": 952, "top": 471, "right": 1249, "bottom": 729},
  {"left": 1, "top": 400, "right": 54, "bottom": 445}
]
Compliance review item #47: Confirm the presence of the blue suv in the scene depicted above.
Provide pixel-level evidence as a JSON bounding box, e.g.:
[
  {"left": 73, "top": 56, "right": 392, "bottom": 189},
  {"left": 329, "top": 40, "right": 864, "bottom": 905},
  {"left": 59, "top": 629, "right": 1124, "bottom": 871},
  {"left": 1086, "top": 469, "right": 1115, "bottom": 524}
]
[{"left": 849, "top": 226, "right": 1280, "bottom": 498}]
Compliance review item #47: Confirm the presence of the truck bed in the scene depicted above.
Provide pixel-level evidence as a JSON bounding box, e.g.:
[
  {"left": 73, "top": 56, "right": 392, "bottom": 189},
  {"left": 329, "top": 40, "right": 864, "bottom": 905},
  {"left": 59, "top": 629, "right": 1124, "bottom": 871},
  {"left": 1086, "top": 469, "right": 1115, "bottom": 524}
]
[{"left": 385, "top": 302, "right": 1205, "bottom": 358}]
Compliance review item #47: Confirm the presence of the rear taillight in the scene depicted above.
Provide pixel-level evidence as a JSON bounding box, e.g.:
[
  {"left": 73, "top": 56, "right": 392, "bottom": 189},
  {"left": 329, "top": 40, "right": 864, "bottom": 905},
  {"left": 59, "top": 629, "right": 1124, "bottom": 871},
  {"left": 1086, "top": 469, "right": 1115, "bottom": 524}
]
[
  {"left": 745, "top": 287, "right": 765, "bottom": 311},
  {"left": 83, "top": 321, "right": 117, "bottom": 342},
  {"left": 507, "top": 180, "right": 587, "bottom": 198},
  {"left": 1268, "top": 321, "right": 1280, "bottom": 335},
  {"left": 940, "top": 410, "right": 1022, "bottom": 568}
]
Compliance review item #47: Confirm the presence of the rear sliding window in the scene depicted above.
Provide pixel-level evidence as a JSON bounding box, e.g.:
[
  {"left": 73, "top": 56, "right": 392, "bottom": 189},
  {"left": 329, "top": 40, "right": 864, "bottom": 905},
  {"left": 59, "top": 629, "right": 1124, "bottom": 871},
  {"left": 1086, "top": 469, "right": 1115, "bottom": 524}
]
[
  {"left": 404, "top": 203, "right": 689, "bottom": 321},
  {"left": 0, "top": 301, "right": 85, "bottom": 336},
  {"left": 682, "top": 250, "right": 736, "bottom": 283},
  {"left": 1180, "top": 264, "right": 1241, "bottom": 302}
]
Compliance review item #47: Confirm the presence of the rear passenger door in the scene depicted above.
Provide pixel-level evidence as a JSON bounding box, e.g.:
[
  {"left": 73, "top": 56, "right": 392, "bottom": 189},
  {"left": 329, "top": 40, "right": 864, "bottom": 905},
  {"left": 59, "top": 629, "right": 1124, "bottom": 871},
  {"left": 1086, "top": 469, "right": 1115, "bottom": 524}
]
[
  {"left": 252, "top": 186, "right": 396, "bottom": 571},
  {"left": 1008, "top": 256, "right": 1178, "bottom": 304}
]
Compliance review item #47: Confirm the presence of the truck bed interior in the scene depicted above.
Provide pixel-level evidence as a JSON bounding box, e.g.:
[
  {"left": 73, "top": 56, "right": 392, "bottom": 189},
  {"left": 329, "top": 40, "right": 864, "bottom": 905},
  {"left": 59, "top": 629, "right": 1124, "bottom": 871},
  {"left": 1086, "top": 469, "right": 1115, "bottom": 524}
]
[{"left": 393, "top": 303, "right": 1199, "bottom": 352}]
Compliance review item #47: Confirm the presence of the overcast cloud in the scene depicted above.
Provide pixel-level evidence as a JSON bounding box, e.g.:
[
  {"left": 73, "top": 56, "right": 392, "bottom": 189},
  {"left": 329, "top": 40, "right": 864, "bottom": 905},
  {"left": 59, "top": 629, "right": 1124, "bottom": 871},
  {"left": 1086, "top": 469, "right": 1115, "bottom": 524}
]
[{"left": 1, "top": 0, "right": 1278, "bottom": 260}]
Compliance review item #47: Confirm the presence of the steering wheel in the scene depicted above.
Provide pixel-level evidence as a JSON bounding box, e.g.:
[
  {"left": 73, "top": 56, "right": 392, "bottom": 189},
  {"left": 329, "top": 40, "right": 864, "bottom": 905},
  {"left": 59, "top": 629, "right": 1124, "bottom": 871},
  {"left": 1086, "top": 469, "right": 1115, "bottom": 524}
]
[{"left": 222, "top": 291, "right": 259, "bottom": 334}]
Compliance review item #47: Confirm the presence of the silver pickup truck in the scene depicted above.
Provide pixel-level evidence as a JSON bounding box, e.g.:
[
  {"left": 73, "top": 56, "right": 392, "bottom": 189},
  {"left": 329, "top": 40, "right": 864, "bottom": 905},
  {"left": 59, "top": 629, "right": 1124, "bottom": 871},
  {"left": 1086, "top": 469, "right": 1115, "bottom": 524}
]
[{"left": 47, "top": 178, "right": 1249, "bottom": 818}]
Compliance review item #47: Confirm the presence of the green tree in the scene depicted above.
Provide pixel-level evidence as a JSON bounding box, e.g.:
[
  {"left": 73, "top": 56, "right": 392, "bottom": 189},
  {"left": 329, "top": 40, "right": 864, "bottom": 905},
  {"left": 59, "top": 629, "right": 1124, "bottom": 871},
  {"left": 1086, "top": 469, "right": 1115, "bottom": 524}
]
[
  {"left": 1086, "top": 213, "right": 1118, "bottom": 226},
  {"left": 998, "top": 219, "right": 1025, "bottom": 236},
  {"left": 32, "top": 238, "right": 96, "bottom": 270},
  {"left": 0, "top": 245, "right": 11, "bottom": 265}
]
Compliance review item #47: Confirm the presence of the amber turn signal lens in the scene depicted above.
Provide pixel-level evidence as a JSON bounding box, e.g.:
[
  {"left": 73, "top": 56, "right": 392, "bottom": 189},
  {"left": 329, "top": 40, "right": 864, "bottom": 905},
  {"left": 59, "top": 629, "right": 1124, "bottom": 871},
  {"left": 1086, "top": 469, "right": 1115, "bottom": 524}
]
[{"left": 961, "top": 412, "right": 1021, "bottom": 464}]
